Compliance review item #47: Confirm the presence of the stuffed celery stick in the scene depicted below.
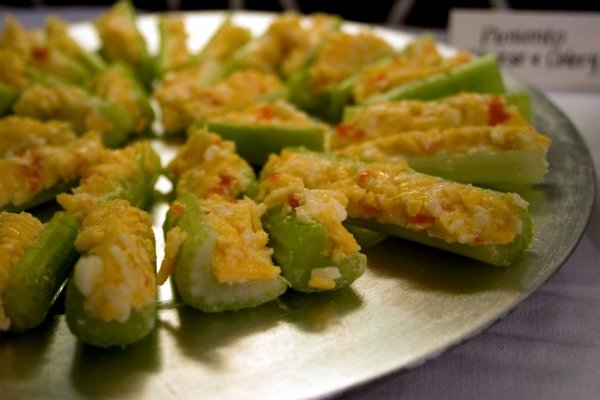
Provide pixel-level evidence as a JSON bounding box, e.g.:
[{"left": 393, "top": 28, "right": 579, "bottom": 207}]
[
  {"left": 12, "top": 83, "right": 134, "bottom": 147},
  {"left": 206, "top": 100, "right": 328, "bottom": 165},
  {"left": 0, "top": 133, "right": 103, "bottom": 213},
  {"left": 155, "top": 14, "right": 193, "bottom": 79},
  {"left": 261, "top": 149, "right": 533, "bottom": 266},
  {"left": 65, "top": 200, "right": 157, "bottom": 347},
  {"left": 225, "top": 12, "right": 340, "bottom": 77},
  {"left": 167, "top": 127, "right": 258, "bottom": 199},
  {"left": 0, "top": 116, "right": 77, "bottom": 157},
  {"left": 44, "top": 16, "right": 107, "bottom": 74},
  {"left": 361, "top": 54, "right": 505, "bottom": 105},
  {"left": 95, "top": 0, "right": 154, "bottom": 89},
  {"left": 258, "top": 173, "right": 366, "bottom": 292},
  {"left": 332, "top": 93, "right": 528, "bottom": 150},
  {"left": 0, "top": 15, "right": 92, "bottom": 87},
  {"left": 352, "top": 36, "right": 479, "bottom": 103},
  {"left": 159, "top": 193, "right": 287, "bottom": 312},
  {"left": 335, "top": 125, "right": 551, "bottom": 186},
  {"left": 155, "top": 69, "right": 286, "bottom": 135},
  {"left": 57, "top": 140, "right": 161, "bottom": 221},
  {"left": 287, "top": 30, "right": 392, "bottom": 122},
  {"left": 91, "top": 63, "right": 155, "bottom": 135},
  {"left": 1, "top": 211, "right": 79, "bottom": 332}
]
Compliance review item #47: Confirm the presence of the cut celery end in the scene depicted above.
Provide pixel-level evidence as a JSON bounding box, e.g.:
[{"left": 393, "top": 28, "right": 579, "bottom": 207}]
[
  {"left": 404, "top": 149, "right": 548, "bottom": 187},
  {"left": 263, "top": 208, "right": 367, "bottom": 293},
  {"left": 362, "top": 54, "right": 506, "bottom": 104},
  {"left": 346, "top": 205, "right": 532, "bottom": 267},
  {"left": 167, "top": 194, "right": 287, "bottom": 312},
  {"left": 65, "top": 283, "right": 157, "bottom": 348},
  {"left": 4, "top": 211, "right": 80, "bottom": 332},
  {"left": 206, "top": 121, "right": 326, "bottom": 166}
]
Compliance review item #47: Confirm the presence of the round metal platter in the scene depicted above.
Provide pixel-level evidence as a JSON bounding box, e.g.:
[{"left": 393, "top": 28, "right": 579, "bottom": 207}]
[{"left": 0, "top": 11, "right": 595, "bottom": 400}]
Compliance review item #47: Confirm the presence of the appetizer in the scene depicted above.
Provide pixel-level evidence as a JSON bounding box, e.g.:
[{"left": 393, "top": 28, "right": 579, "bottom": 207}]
[
  {"left": 261, "top": 149, "right": 533, "bottom": 266},
  {"left": 65, "top": 199, "right": 157, "bottom": 347},
  {"left": 160, "top": 193, "right": 287, "bottom": 312},
  {"left": 206, "top": 100, "right": 328, "bottom": 165},
  {"left": 1, "top": 211, "right": 79, "bottom": 332}
]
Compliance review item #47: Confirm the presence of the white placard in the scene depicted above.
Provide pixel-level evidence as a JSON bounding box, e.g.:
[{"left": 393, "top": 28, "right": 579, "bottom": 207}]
[{"left": 448, "top": 9, "right": 600, "bottom": 89}]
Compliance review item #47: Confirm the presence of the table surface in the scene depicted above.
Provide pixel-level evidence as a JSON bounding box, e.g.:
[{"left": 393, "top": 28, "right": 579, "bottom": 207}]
[{"left": 1, "top": 6, "right": 599, "bottom": 400}]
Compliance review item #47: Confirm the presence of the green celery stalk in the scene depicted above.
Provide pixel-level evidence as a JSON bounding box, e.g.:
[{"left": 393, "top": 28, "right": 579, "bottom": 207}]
[
  {"left": 362, "top": 54, "right": 506, "bottom": 104},
  {"left": 505, "top": 92, "right": 532, "bottom": 121},
  {"left": 57, "top": 140, "right": 161, "bottom": 220},
  {"left": 12, "top": 83, "right": 134, "bottom": 148},
  {"left": 95, "top": 0, "right": 155, "bottom": 89},
  {"left": 0, "top": 81, "right": 19, "bottom": 116},
  {"left": 287, "top": 68, "right": 357, "bottom": 123},
  {"left": 346, "top": 205, "right": 532, "bottom": 266},
  {"left": 163, "top": 193, "right": 288, "bottom": 312},
  {"left": 92, "top": 63, "right": 155, "bottom": 136},
  {"left": 402, "top": 150, "right": 548, "bottom": 187},
  {"left": 155, "top": 14, "right": 193, "bottom": 79},
  {"left": 65, "top": 200, "right": 157, "bottom": 347},
  {"left": 1, "top": 180, "right": 77, "bottom": 213},
  {"left": 205, "top": 120, "right": 326, "bottom": 166},
  {"left": 0, "top": 134, "right": 103, "bottom": 213},
  {"left": 262, "top": 149, "right": 534, "bottom": 266},
  {"left": 45, "top": 16, "right": 107, "bottom": 74},
  {"left": 3, "top": 211, "right": 80, "bottom": 332},
  {"left": 262, "top": 207, "right": 367, "bottom": 293},
  {"left": 66, "top": 286, "right": 156, "bottom": 347}
]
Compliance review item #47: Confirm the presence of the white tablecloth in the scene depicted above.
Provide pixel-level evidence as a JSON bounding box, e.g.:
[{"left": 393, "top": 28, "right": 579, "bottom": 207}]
[{"left": 1, "top": 7, "right": 599, "bottom": 399}]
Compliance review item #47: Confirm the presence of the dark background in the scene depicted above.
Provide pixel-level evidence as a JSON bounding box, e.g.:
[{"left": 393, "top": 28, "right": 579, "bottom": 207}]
[{"left": 1, "top": 0, "right": 599, "bottom": 28}]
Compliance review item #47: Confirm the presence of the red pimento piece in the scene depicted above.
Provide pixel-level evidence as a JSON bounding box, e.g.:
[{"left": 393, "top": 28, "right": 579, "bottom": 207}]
[
  {"left": 287, "top": 193, "right": 301, "bottom": 209},
  {"left": 358, "top": 199, "right": 379, "bottom": 216},
  {"left": 210, "top": 174, "right": 235, "bottom": 196},
  {"left": 409, "top": 213, "right": 435, "bottom": 226},
  {"left": 357, "top": 170, "right": 371, "bottom": 187},
  {"left": 334, "top": 123, "right": 365, "bottom": 140},
  {"left": 32, "top": 46, "right": 50, "bottom": 61},
  {"left": 170, "top": 201, "right": 186, "bottom": 218},
  {"left": 488, "top": 96, "right": 510, "bottom": 125},
  {"left": 256, "top": 105, "right": 273, "bottom": 120},
  {"left": 20, "top": 151, "right": 44, "bottom": 192}
]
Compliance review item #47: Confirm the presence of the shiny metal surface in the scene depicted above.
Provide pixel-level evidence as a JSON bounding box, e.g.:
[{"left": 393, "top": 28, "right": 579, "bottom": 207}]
[{"left": 0, "top": 12, "right": 595, "bottom": 400}]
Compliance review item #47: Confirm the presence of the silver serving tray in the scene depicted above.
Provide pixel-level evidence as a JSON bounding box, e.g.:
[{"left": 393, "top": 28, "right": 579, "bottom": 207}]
[{"left": 0, "top": 11, "right": 595, "bottom": 400}]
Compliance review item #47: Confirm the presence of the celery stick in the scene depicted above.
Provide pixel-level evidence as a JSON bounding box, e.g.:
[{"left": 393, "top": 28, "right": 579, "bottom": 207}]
[
  {"left": 95, "top": 0, "right": 155, "bottom": 89},
  {"left": 363, "top": 55, "right": 506, "bottom": 104},
  {"left": 346, "top": 204, "right": 532, "bottom": 267},
  {"left": 403, "top": 150, "right": 548, "bottom": 187},
  {"left": 163, "top": 194, "right": 288, "bottom": 312},
  {"left": 263, "top": 207, "right": 367, "bottom": 292},
  {"left": 261, "top": 149, "right": 533, "bottom": 266},
  {"left": 3, "top": 211, "right": 79, "bottom": 332},
  {"left": 65, "top": 200, "right": 157, "bottom": 347}
]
